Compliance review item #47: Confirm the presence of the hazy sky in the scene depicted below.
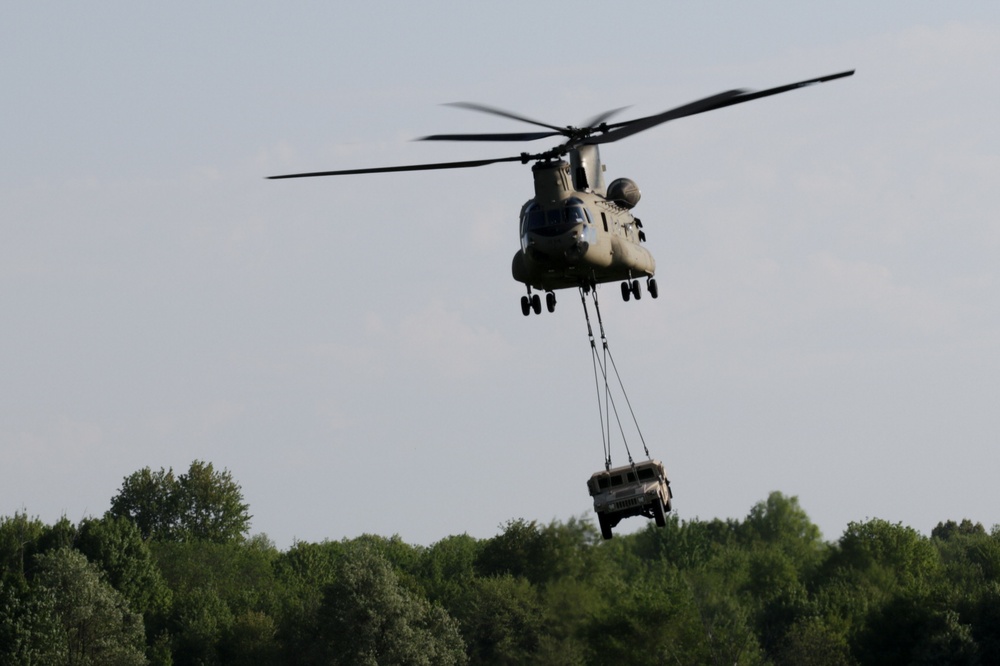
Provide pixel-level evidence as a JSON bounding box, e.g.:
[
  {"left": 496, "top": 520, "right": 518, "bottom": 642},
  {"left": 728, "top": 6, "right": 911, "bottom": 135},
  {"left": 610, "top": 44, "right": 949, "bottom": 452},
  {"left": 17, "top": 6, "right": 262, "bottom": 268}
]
[{"left": 4, "top": 4, "right": 999, "bottom": 548}]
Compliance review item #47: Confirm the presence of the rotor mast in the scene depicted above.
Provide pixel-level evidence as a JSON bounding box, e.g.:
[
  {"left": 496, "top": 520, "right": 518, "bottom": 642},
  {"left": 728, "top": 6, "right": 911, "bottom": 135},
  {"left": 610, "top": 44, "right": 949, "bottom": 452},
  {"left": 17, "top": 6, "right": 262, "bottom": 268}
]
[{"left": 569, "top": 145, "right": 606, "bottom": 195}]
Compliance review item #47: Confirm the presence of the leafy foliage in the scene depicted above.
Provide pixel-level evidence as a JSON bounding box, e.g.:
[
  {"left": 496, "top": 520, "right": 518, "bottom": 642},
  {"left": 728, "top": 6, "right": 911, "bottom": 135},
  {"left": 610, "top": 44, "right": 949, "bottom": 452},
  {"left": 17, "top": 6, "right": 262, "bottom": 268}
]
[
  {"left": 33, "top": 547, "right": 147, "bottom": 665},
  {"left": 109, "top": 460, "right": 251, "bottom": 543},
  {"left": 4, "top": 467, "right": 1000, "bottom": 665}
]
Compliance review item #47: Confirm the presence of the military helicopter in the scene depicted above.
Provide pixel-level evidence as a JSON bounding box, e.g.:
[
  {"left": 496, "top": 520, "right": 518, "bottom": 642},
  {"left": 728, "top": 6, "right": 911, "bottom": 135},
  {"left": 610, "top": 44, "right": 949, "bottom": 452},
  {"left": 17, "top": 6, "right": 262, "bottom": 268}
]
[{"left": 270, "top": 70, "right": 854, "bottom": 316}]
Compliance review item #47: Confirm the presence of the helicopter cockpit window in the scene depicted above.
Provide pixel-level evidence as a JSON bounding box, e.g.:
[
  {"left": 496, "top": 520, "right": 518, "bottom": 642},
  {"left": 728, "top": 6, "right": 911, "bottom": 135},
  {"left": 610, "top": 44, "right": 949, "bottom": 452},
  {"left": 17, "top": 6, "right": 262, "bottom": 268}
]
[
  {"left": 565, "top": 205, "right": 588, "bottom": 225},
  {"left": 564, "top": 198, "right": 591, "bottom": 226},
  {"left": 521, "top": 204, "right": 545, "bottom": 232}
]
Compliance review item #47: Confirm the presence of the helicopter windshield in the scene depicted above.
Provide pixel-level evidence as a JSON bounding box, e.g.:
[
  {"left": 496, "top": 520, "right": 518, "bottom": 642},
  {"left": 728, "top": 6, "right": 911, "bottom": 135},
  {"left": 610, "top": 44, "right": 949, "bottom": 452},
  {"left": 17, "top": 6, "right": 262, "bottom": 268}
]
[{"left": 521, "top": 199, "right": 592, "bottom": 234}]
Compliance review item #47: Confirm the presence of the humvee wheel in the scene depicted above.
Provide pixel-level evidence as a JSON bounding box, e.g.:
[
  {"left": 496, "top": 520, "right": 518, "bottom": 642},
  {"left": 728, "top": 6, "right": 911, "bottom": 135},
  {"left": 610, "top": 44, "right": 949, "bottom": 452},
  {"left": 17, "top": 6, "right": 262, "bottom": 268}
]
[
  {"left": 598, "top": 514, "right": 613, "bottom": 540},
  {"left": 653, "top": 499, "right": 666, "bottom": 528}
]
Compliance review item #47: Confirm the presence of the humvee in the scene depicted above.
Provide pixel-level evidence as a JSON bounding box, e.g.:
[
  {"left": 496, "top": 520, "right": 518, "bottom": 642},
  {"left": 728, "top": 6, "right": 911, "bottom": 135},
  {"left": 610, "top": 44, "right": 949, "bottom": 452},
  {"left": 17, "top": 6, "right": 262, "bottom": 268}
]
[{"left": 587, "top": 459, "right": 672, "bottom": 540}]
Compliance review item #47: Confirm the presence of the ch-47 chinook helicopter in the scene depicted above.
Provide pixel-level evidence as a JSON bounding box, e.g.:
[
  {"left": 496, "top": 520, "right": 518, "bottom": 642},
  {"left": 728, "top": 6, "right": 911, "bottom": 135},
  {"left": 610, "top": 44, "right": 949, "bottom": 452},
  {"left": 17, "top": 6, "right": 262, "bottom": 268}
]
[{"left": 270, "top": 70, "right": 854, "bottom": 316}]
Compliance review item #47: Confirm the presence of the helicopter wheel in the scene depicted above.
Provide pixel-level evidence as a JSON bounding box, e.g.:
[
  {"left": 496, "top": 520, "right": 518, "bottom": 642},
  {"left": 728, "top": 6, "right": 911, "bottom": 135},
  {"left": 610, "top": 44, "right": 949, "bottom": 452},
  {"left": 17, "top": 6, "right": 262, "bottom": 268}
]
[
  {"left": 621, "top": 282, "right": 631, "bottom": 302},
  {"left": 545, "top": 292, "right": 556, "bottom": 313},
  {"left": 530, "top": 293, "right": 542, "bottom": 314},
  {"left": 520, "top": 296, "right": 531, "bottom": 316},
  {"left": 631, "top": 280, "right": 641, "bottom": 300},
  {"left": 648, "top": 278, "right": 658, "bottom": 299}
]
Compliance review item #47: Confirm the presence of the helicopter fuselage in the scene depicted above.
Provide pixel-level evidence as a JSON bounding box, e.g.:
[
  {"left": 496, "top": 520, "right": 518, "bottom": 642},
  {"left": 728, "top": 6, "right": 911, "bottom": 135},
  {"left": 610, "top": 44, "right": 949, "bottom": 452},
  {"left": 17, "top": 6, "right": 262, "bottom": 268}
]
[{"left": 511, "top": 157, "right": 654, "bottom": 293}]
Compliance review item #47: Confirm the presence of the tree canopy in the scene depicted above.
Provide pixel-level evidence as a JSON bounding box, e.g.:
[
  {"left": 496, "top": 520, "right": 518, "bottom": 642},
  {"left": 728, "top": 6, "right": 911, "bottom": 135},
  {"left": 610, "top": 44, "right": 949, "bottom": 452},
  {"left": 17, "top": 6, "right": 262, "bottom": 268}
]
[
  {"left": 108, "top": 460, "right": 251, "bottom": 543},
  {"left": 3, "top": 463, "right": 1000, "bottom": 665}
]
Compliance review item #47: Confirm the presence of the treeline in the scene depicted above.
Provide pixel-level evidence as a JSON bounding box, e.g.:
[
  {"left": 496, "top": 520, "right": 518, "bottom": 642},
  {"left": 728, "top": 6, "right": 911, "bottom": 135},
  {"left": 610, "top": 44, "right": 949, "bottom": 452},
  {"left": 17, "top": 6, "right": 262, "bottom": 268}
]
[{"left": 2, "top": 461, "right": 999, "bottom": 665}]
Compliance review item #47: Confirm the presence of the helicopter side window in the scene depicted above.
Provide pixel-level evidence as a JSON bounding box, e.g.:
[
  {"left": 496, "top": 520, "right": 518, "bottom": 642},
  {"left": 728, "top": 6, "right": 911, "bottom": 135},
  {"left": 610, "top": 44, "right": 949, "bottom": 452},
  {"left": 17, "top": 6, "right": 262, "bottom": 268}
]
[{"left": 565, "top": 205, "right": 588, "bottom": 225}]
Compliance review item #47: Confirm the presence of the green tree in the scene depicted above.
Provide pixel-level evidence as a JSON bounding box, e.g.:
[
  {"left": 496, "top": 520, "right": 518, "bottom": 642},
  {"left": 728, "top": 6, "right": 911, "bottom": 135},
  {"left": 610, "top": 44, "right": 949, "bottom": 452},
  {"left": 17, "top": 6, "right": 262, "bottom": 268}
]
[
  {"left": 109, "top": 461, "right": 251, "bottom": 543},
  {"left": 108, "top": 468, "right": 179, "bottom": 541},
  {"left": 0, "top": 512, "right": 47, "bottom": 585},
  {"left": 170, "top": 586, "right": 233, "bottom": 666},
  {"left": 774, "top": 617, "right": 855, "bottom": 666},
  {"left": 272, "top": 540, "right": 344, "bottom": 662},
  {"left": 475, "top": 518, "right": 598, "bottom": 587},
  {"left": 152, "top": 536, "right": 280, "bottom": 615},
  {"left": 830, "top": 519, "right": 941, "bottom": 590},
  {"left": 312, "top": 544, "right": 466, "bottom": 665},
  {"left": 175, "top": 461, "right": 252, "bottom": 543},
  {"left": 0, "top": 577, "right": 67, "bottom": 666},
  {"left": 33, "top": 547, "right": 147, "bottom": 665},
  {"left": 219, "top": 610, "right": 280, "bottom": 666},
  {"left": 853, "top": 598, "right": 978, "bottom": 666},
  {"left": 418, "top": 534, "right": 479, "bottom": 607},
  {"left": 453, "top": 574, "right": 541, "bottom": 665},
  {"left": 740, "top": 492, "right": 825, "bottom": 571},
  {"left": 584, "top": 565, "right": 708, "bottom": 666},
  {"left": 76, "top": 516, "right": 172, "bottom": 618}
]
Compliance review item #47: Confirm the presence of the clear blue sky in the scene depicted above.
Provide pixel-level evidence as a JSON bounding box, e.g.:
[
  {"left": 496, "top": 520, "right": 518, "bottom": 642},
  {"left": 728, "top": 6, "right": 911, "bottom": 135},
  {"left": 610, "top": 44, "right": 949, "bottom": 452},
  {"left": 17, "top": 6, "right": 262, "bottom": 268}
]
[{"left": 3, "top": 3, "right": 999, "bottom": 547}]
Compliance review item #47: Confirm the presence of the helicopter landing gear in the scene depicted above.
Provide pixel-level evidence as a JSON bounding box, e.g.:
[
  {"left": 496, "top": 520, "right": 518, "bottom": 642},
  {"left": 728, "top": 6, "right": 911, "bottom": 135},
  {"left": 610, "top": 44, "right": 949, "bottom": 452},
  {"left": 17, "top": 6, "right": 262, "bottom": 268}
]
[
  {"left": 521, "top": 289, "right": 544, "bottom": 316},
  {"left": 621, "top": 280, "right": 642, "bottom": 301},
  {"left": 620, "top": 278, "right": 654, "bottom": 301},
  {"left": 546, "top": 292, "right": 556, "bottom": 313}
]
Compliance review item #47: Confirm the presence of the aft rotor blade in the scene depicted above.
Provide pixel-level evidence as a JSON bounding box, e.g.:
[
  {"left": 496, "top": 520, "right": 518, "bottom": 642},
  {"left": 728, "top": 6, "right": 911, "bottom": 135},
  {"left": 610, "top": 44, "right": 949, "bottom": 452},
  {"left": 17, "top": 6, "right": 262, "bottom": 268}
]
[
  {"left": 267, "top": 154, "right": 530, "bottom": 178},
  {"left": 419, "top": 130, "right": 562, "bottom": 142},
  {"left": 445, "top": 101, "right": 568, "bottom": 133},
  {"left": 585, "top": 90, "right": 746, "bottom": 145},
  {"left": 703, "top": 69, "right": 856, "bottom": 112},
  {"left": 582, "top": 106, "right": 631, "bottom": 129},
  {"left": 588, "top": 69, "right": 856, "bottom": 145}
]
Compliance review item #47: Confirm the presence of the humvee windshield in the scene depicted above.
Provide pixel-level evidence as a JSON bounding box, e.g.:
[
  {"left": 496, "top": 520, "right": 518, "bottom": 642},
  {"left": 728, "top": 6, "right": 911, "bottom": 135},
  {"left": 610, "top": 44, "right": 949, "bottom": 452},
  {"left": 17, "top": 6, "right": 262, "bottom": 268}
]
[{"left": 593, "top": 465, "right": 658, "bottom": 491}]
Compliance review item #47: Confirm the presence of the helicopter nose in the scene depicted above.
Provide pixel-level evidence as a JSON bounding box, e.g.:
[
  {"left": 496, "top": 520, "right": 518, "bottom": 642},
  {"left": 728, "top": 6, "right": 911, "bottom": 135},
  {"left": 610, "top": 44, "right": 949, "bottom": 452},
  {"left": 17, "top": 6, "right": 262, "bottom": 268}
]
[
  {"left": 565, "top": 236, "right": 589, "bottom": 260},
  {"left": 565, "top": 224, "right": 595, "bottom": 259},
  {"left": 524, "top": 222, "right": 588, "bottom": 261}
]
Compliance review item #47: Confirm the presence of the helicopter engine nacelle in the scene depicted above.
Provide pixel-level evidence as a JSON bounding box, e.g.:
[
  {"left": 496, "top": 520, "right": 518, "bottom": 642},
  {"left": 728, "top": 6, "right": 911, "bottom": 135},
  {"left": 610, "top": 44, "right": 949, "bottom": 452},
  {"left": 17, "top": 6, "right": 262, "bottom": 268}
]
[{"left": 607, "top": 178, "right": 641, "bottom": 209}]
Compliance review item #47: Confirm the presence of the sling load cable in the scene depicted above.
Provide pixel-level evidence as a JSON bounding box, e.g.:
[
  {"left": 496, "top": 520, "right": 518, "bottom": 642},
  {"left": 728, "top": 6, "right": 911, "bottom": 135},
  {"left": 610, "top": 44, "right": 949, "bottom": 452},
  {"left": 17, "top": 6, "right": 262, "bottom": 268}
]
[
  {"left": 589, "top": 285, "right": 652, "bottom": 463},
  {"left": 579, "top": 286, "right": 612, "bottom": 470},
  {"left": 579, "top": 286, "right": 637, "bottom": 469},
  {"left": 579, "top": 285, "right": 651, "bottom": 469}
]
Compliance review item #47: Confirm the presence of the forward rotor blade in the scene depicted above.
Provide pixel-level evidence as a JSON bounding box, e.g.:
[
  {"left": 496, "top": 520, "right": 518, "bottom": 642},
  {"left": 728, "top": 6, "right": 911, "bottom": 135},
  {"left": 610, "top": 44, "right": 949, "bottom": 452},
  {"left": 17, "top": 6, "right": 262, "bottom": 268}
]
[
  {"left": 419, "top": 130, "right": 562, "bottom": 142},
  {"left": 587, "top": 69, "right": 855, "bottom": 145},
  {"left": 267, "top": 154, "right": 530, "bottom": 179},
  {"left": 445, "top": 102, "right": 567, "bottom": 133}
]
